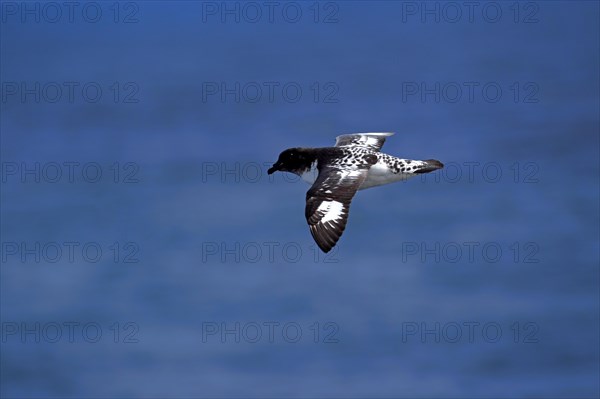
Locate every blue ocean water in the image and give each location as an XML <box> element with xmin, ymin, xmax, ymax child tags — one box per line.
<box><xmin>1</xmin><ymin>1</ymin><xmax>599</xmax><ymax>397</ymax></box>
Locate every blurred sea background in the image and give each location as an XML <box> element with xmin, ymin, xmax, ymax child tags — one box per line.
<box><xmin>1</xmin><ymin>1</ymin><xmax>599</xmax><ymax>397</ymax></box>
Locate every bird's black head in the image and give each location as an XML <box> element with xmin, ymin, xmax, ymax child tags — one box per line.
<box><xmin>268</xmin><ymin>148</ymin><xmax>315</xmax><ymax>175</ymax></box>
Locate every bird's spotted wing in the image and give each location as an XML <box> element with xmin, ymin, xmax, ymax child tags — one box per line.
<box><xmin>305</xmin><ymin>162</ymin><xmax>372</xmax><ymax>253</ymax></box>
<box><xmin>334</xmin><ymin>132</ymin><xmax>394</xmax><ymax>152</ymax></box>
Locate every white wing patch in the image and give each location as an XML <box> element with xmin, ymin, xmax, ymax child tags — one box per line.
<box><xmin>305</xmin><ymin>165</ymin><xmax>371</xmax><ymax>253</ymax></box>
<box><xmin>316</xmin><ymin>200</ymin><xmax>345</xmax><ymax>223</ymax></box>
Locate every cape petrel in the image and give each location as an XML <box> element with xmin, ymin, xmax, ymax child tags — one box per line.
<box><xmin>268</xmin><ymin>132</ymin><xmax>444</xmax><ymax>253</ymax></box>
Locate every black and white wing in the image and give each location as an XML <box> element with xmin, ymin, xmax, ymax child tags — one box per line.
<box><xmin>305</xmin><ymin>155</ymin><xmax>376</xmax><ymax>253</ymax></box>
<box><xmin>334</xmin><ymin>132</ymin><xmax>394</xmax><ymax>152</ymax></box>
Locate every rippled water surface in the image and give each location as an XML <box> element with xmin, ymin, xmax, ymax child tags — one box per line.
<box><xmin>1</xmin><ymin>2</ymin><xmax>599</xmax><ymax>397</ymax></box>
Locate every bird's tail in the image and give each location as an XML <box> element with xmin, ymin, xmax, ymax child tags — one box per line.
<box><xmin>412</xmin><ymin>159</ymin><xmax>444</xmax><ymax>174</ymax></box>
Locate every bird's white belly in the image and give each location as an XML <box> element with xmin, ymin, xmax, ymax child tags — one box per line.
<box><xmin>359</xmin><ymin>161</ymin><xmax>412</xmax><ymax>190</ymax></box>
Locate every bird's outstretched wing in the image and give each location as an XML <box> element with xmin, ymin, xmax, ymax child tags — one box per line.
<box><xmin>334</xmin><ymin>132</ymin><xmax>394</xmax><ymax>152</ymax></box>
<box><xmin>305</xmin><ymin>155</ymin><xmax>376</xmax><ymax>253</ymax></box>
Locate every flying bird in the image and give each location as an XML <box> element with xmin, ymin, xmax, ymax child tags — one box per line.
<box><xmin>268</xmin><ymin>132</ymin><xmax>444</xmax><ymax>253</ymax></box>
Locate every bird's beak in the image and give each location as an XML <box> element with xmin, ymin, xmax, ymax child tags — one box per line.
<box><xmin>267</xmin><ymin>162</ymin><xmax>281</xmax><ymax>175</ymax></box>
